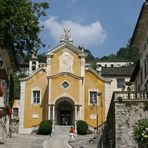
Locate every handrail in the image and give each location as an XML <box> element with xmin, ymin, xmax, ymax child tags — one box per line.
<box><xmin>0</xmin><ymin>119</ymin><xmax>7</xmax><ymax>134</ymax></box>
<box><xmin>87</xmin><ymin>122</ymin><xmax>105</xmax><ymax>129</ymax></box>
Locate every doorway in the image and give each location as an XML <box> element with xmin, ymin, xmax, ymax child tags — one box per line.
<box><xmin>55</xmin><ymin>98</ymin><xmax>74</xmax><ymax>125</ymax></box>
<box><xmin>60</xmin><ymin>110</ymin><xmax>70</xmax><ymax>125</ymax></box>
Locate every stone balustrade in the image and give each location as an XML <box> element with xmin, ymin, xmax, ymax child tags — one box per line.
<box><xmin>113</xmin><ymin>91</ymin><xmax>148</xmax><ymax>101</ymax></box>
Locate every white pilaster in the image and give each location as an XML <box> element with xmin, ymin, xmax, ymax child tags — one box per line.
<box><xmin>80</xmin><ymin>58</ymin><xmax>85</xmax><ymax>77</ymax></box>
<box><xmin>105</xmin><ymin>83</ymin><xmax>111</xmax><ymax>118</ymax></box>
<box><xmin>75</xmin><ymin>105</ymin><xmax>78</xmax><ymax>121</ymax></box>
<box><xmin>29</xmin><ymin>61</ymin><xmax>32</xmax><ymax>74</ymax></box>
<box><xmin>52</xmin><ymin>105</ymin><xmax>55</xmax><ymax>123</ymax></box>
<box><xmin>36</xmin><ymin>60</ymin><xmax>39</xmax><ymax>69</ymax></box>
<box><xmin>46</xmin><ymin>55</ymin><xmax>52</xmax><ymax>76</ymax></box>
<box><xmin>19</xmin><ymin>81</ymin><xmax>25</xmax><ymax>133</ymax></box>
<box><xmin>47</xmin><ymin>78</ymin><xmax>52</xmax><ymax>121</ymax></box>
<box><xmin>79</xmin><ymin>79</ymin><xmax>84</xmax><ymax>120</ymax></box>
<box><xmin>48</xmin><ymin>105</ymin><xmax>51</xmax><ymax>120</ymax></box>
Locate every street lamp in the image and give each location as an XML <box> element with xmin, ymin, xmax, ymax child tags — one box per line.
<box><xmin>91</xmin><ymin>92</ymin><xmax>102</xmax><ymax>134</ymax></box>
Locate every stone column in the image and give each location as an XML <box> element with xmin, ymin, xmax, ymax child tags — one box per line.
<box><xmin>79</xmin><ymin>79</ymin><xmax>84</xmax><ymax>120</ymax></box>
<box><xmin>48</xmin><ymin>105</ymin><xmax>51</xmax><ymax>120</ymax></box>
<box><xmin>75</xmin><ymin>105</ymin><xmax>78</xmax><ymax>128</ymax></box>
<box><xmin>52</xmin><ymin>105</ymin><xmax>55</xmax><ymax>124</ymax></box>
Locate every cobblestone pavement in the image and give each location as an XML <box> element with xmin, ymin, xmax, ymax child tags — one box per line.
<box><xmin>0</xmin><ymin>133</ymin><xmax>99</xmax><ymax>148</ymax></box>
<box><xmin>43</xmin><ymin>132</ymin><xmax>71</xmax><ymax>148</ymax></box>
<box><xmin>70</xmin><ymin>134</ymin><xmax>99</xmax><ymax>148</ymax></box>
<box><xmin>0</xmin><ymin>134</ymin><xmax>48</xmax><ymax>148</ymax></box>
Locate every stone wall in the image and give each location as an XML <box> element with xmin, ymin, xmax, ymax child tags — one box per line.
<box><xmin>115</xmin><ymin>101</ymin><xmax>147</xmax><ymax>148</ymax></box>
<box><xmin>102</xmin><ymin>91</ymin><xmax>148</xmax><ymax>148</ymax></box>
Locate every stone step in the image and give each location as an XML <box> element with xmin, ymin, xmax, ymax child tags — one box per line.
<box><xmin>54</xmin><ymin>125</ymin><xmax>72</xmax><ymax>134</ymax></box>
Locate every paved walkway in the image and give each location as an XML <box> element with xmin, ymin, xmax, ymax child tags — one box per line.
<box><xmin>70</xmin><ymin>134</ymin><xmax>99</xmax><ymax>148</ymax></box>
<box><xmin>0</xmin><ymin>133</ymin><xmax>99</xmax><ymax>148</ymax></box>
<box><xmin>43</xmin><ymin>132</ymin><xmax>71</xmax><ymax>148</ymax></box>
<box><xmin>0</xmin><ymin>134</ymin><xmax>47</xmax><ymax>148</ymax></box>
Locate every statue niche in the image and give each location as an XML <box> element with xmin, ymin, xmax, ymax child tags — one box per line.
<box><xmin>59</xmin><ymin>52</ymin><xmax>73</xmax><ymax>73</ymax></box>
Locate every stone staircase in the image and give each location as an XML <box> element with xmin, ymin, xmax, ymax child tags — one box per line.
<box><xmin>53</xmin><ymin>125</ymin><xmax>72</xmax><ymax>134</ymax></box>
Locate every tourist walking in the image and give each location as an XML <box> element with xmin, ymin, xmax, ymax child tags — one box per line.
<box><xmin>69</xmin><ymin>126</ymin><xmax>75</xmax><ymax>143</ymax></box>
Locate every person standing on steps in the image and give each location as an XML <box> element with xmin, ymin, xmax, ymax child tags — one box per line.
<box><xmin>69</xmin><ymin>126</ymin><xmax>75</xmax><ymax>143</ymax></box>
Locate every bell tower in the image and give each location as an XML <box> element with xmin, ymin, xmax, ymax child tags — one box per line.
<box><xmin>29</xmin><ymin>51</ymin><xmax>39</xmax><ymax>74</ymax></box>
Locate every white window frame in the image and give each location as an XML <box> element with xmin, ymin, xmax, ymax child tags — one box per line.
<box><xmin>60</xmin><ymin>80</ymin><xmax>70</xmax><ymax>89</ymax></box>
<box><xmin>31</xmin><ymin>87</ymin><xmax>41</xmax><ymax>105</ymax></box>
<box><xmin>88</xmin><ymin>89</ymin><xmax>99</xmax><ymax>106</ymax></box>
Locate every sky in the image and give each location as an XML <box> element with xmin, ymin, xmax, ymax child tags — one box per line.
<box><xmin>38</xmin><ymin>0</ymin><xmax>144</xmax><ymax>58</ymax></box>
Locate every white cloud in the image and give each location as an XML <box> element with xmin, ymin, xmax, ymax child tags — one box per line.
<box><xmin>43</xmin><ymin>16</ymin><xmax>107</xmax><ymax>47</ymax></box>
<box><xmin>66</xmin><ymin>0</ymin><xmax>77</xmax><ymax>7</ymax></box>
<box><xmin>70</xmin><ymin>0</ymin><xmax>77</xmax><ymax>4</ymax></box>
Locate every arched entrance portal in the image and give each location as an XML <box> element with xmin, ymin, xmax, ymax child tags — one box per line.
<box><xmin>55</xmin><ymin>97</ymin><xmax>74</xmax><ymax>125</ymax></box>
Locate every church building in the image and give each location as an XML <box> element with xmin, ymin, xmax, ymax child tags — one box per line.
<box><xmin>19</xmin><ymin>30</ymin><xmax>111</xmax><ymax>134</ymax></box>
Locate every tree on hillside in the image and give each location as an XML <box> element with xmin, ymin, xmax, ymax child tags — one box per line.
<box><xmin>78</xmin><ymin>46</ymin><xmax>96</xmax><ymax>62</ymax></box>
<box><xmin>0</xmin><ymin>0</ymin><xmax>49</xmax><ymax>56</ymax></box>
<box><xmin>99</xmin><ymin>42</ymin><xmax>139</xmax><ymax>65</ymax></box>
<box><xmin>100</xmin><ymin>54</ymin><xmax>117</xmax><ymax>61</ymax></box>
<box><xmin>78</xmin><ymin>46</ymin><xmax>97</xmax><ymax>68</ymax></box>
<box><xmin>117</xmin><ymin>45</ymin><xmax>139</xmax><ymax>65</ymax></box>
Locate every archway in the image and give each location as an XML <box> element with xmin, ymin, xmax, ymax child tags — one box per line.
<box><xmin>55</xmin><ymin>97</ymin><xmax>75</xmax><ymax>125</ymax></box>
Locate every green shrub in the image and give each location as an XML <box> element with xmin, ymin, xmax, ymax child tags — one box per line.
<box><xmin>38</xmin><ymin>120</ymin><xmax>52</xmax><ymax>135</ymax></box>
<box><xmin>77</xmin><ymin>120</ymin><xmax>88</xmax><ymax>135</ymax></box>
<box><xmin>133</xmin><ymin>119</ymin><xmax>148</xmax><ymax>144</ymax></box>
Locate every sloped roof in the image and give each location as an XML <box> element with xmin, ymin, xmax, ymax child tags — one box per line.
<box><xmin>45</xmin><ymin>42</ymin><xmax>87</xmax><ymax>58</ymax></box>
<box><xmin>86</xmin><ymin>67</ymin><xmax>111</xmax><ymax>83</ymax></box>
<box><xmin>101</xmin><ymin>67</ymin><xmax>134</xmax><ymax>77</ymax></box>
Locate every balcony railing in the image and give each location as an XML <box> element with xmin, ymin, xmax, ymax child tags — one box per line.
<box><xmin>113</xmin><ymin>91</ymin><xmax>148</xmax><ymax>101</ymax></box>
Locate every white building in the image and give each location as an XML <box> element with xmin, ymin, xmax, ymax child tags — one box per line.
<box><xmin>97</xmin><ymin>60</ymin><xmax>133</xmax><ymax>68</ymax></box>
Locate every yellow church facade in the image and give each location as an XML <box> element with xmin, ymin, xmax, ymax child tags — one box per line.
<box><xmin>19</xmin><ymin>33</ymin><xmax>111</xmax><ymax>134</ymax></box>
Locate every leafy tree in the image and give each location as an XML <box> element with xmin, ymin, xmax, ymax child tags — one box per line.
<box><xmin>100</xmin><ymin>44</ymin><xmax>139</xmax><ymax>66</ymax></box>
<box><xmin>0</xmin><ymin>0</ymin><xmax>49</xmax><ymax>56</ymax></box>
<box><xmin>9</xmin><ymin>73</ymin><xmax>20</xmax><ymax>106</ymax></box>
<box><xmin>117</xmin><ymin>45</ymin><xmax>139</xmax><ymax>65</ymax></box>
<box><xmin>38</xmin><ymin>54</ymin><xmax>46</xmax><ymax>63</ymax></box>
<box><xmin>22</xmin><ymin>53</ymin><xmax>46</xmax><ymax>63</ymax></box>
<box><xmin>78</xmin><ymin>46</ymin><xmax>97</xmax><ymax>69</ymax></box>
<box><xmin>78</xmin><ymin>46</ymin><xmax>95</xmax><ymax>63</ymax></box>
